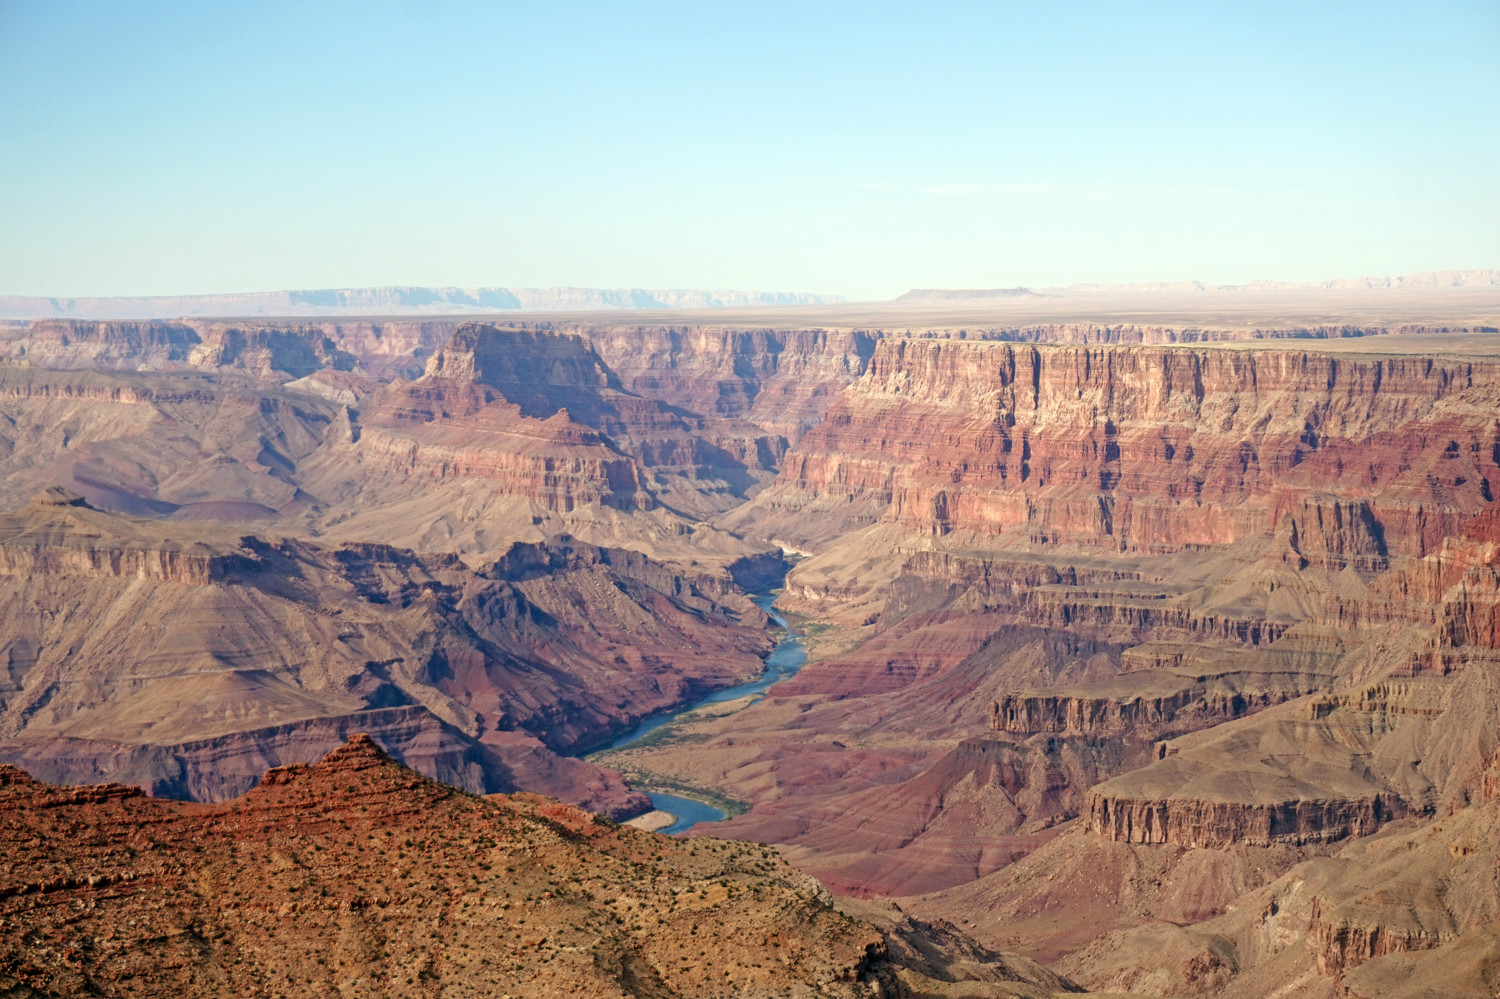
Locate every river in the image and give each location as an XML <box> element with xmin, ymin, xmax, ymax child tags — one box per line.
<box><xmin>595</xmin><ymin>590</ymin><xmax>808</xmax><ymax>834</ymax></box>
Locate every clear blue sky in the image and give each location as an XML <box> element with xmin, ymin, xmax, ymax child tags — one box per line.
<box><xmin>1</xmin><ymin>1</ymin><xmax>1496</xmax><ymax>300</ymax></box>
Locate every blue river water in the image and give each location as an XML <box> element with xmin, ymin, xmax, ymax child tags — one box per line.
<box><xmin>645</xmin><ymin>792</ymin><xmax>729</xmax><ymax>835</ymax></box>
<box><xmin>597</xmin><ymin>591</ymin><xmax>807</xmax><ymax>835</ymax></box>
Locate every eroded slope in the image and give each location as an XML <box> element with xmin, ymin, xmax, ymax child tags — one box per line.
<box><xmin>0</xmin><ymin>735</ymin><xmax>1082</xmax><ymax>999</ymax></box>
<box><xmin>0</xmin><ymin>490</ymin><xmax>775</xmax><ymax>816</ymax></box>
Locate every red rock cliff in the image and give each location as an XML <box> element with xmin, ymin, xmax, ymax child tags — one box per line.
<box><xmin>768</xmin><ymin>340</ymin><xmax>1500</xmax><ymax>556</ymax></box>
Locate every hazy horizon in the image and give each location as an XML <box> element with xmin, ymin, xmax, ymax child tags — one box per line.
<box><xmin>8</xmin><ymin>267</ymin><xmax>1500</xmax><ymax>301</ymax></box>
<box><xmin>4</xmin><ymin>267</ymin><xmax>1500</xmax><ymax>309</ymax></box>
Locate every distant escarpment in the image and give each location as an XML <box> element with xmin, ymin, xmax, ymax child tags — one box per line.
<box><xmin>0</xmin><ymin>284</ymin><xmax>846</xmax><ymax>319</ymax></box>
<box><xmin>896</xmin><ymin>270</ymin><xmax>1500</xmax><ymax>301</ymax></box>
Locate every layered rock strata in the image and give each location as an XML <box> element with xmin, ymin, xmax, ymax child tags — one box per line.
<box><xmin>746</xmin><ymin>339</ymin><xmax>1500</xmax><ymax>555</ymax></box>
<box><xmin>318</xmin><ymin>325</ymin><xmax>792</xmax><ymax>533</ymax></box>
<box><xmin>1080</xmin><ymin>797</ymin><xmax>1500</xmax><ymax>996</ymax></box>
<box><xmin>578</xmin><ymin>324</ymin><xmax>877</xmax><ymax>443</ymax></box>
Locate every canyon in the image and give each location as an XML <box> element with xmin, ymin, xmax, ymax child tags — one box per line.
<box><xmin>0</xmin><ymin>289</ymin><xmax>1498</xmax><ymax>996</ymax></box>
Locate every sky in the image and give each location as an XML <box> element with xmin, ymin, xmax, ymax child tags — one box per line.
<box><xmin>1</xmin><ymin>1</ymin><xmax>1496</xmax><ymax>301</ymax></box>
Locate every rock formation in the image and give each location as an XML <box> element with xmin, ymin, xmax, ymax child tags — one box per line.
<box><xmin>0</xmin><ymin>492</ymin><xmax>779</xmax><ymax>817</ymax></box>
<box><xmin>738</xmin><ymin>339</ymin><xmax>1500</xmax><ymax>555</ymax></box>
<box><xmin>0</xmin><ymin>735</ymin><xmax>1077</xmax><ymax>998</ymax></box>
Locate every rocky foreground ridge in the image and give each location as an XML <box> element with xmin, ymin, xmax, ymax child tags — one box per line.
<box><xmin>0</xmin><ymin>735</ymin><xmax>1081</xmax><ymax>998</ymax></box>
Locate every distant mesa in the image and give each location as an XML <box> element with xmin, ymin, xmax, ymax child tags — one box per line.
<box><xmin>895</xmin><ymin>269</ymin><xmax>1500</xmax><ymax>303</ymax></box>
<box><xmin>0</xmin><ymin>285</ymin><xmax>846</xmax><ymax>320</ymax></box>
<box><xmin>894</xmin><ymin>287</ymin><xmax>1039</xmax><ymax>302</ymax></box>
<box><xmin>4</xmin><ymin>270</ymin><xmax>1495</xmax><ymax>320</ymax></box>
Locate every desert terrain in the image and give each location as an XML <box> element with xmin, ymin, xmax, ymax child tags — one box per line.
<box><xmin>2</xmin><ymin>275</ymin><xmax>1499</xmax><ymax>995</ymax></box>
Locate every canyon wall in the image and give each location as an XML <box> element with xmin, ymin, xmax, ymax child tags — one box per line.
<box><xmin>753</xmin><ymin>340</ymin><xmax>1500</xmax><ymax>556</ymax></box>
<box><xmin>663</xmin><ymin>332</ymin><xmax>1500</xmax><ymax>996</ymax></box>
<box><xmin>0</xmin><ymin>363</ymin><xmax>342</xmax><ymax>518</ymax></box>
<box><xmin>578</xmin><ymin>325</ymin><xmax>878</xmax><ymax>442</ymax></box>
<box><xmin>0</xmin><ymin>317</ymin><xmax>455</xmax><ymax>380</ymax></box>
<box><xmin>320</xmin><ymin>325</ymin><xmax>797</xmax><ymax>531</ymax></box>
